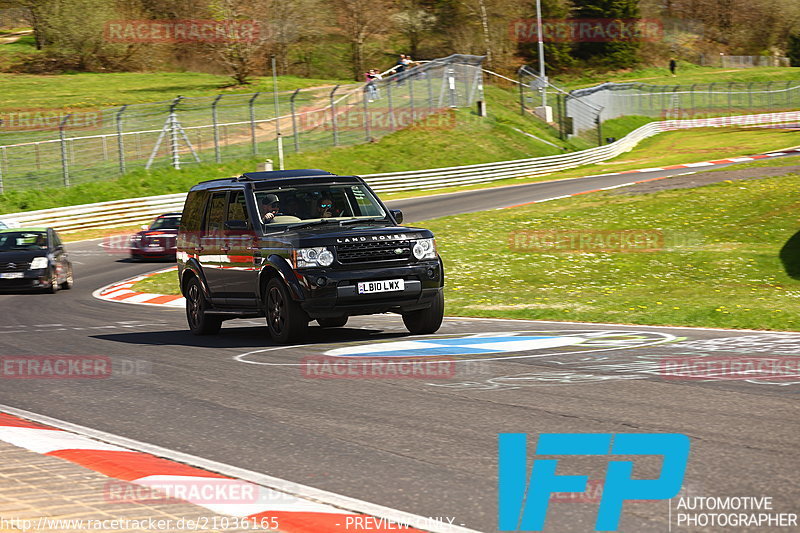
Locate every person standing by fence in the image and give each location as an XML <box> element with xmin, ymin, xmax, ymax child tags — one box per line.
<box><xmin>365</xmin><ymin>69</ymin><xmax>381</xmax><ymax>102</ymax></box>
<box><xmin>669</xmin><ymin>58</ymin><xmax>677</xmax><ymax>76</ymax></box>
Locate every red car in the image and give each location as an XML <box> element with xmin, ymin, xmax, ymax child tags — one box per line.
<box><xmin>130</xmin><ymin>213</ymin><xmax>181</xmax><ymax>261</ymax></box>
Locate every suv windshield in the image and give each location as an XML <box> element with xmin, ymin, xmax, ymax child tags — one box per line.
<box><xmin>0</xmin><ymin>231</ymin><xmax>48</xmax><ymax>251</ymax></box>
<box><xmin>255</xmin><ymin>183</ymin><xmax>388</xmax><ymax>227</ymax></box>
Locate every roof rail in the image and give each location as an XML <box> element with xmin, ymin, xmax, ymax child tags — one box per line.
<box><xmin>237</xmin><ymin>169</ymin><xmax>336</xmax><ymax>181</ymax></box>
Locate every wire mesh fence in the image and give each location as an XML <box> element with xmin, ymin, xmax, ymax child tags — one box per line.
<box><xmin>0</xmin><ymin>54</ymin><xmax>486</xmax><ymax>193</ymax></box>
<box><xmin>518</xmin><ymin>66</ymin><xmax>800</xmax><ymax>146</ymax></box>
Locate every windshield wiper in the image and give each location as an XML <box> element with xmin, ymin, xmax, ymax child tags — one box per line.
<box><xmin>338</xmin><ymin>218</ymin><xmax>386</xmax><ymax>226</ymax></box>
<box><xmin>284</xmin><ymin>219</ymin><xmax>339</xmax><ymax>231</ymax></box>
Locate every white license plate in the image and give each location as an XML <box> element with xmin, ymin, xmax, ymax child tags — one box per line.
<box><xmin>358</xmin><ymin>279</ymin><xmax>404</xmax><ymax>294</ymax></box>
<box><xmin>0</xmin><ymin>272</ymin><xmax>24</xmax><ymax>279</ymax></box>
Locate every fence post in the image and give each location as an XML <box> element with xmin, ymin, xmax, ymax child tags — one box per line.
<box><xmin>59</xmin><ymin>114</ymin><xmax>72</xmax><ymax>187</ymax></box>
<box><xmin>249</xmin><ymin>92</ymin><xmax>260</xmax><ymax>155</ymax></box>
<box><xmin>787</xmin><ymin>80</ymin><xmax>793</xmax><ymax>108</ymax></box>
<box><xmin>728</xmin><ymin>82</ymin><xmax>733</xmax><ymax>114</ymax></box>
<box><xmin>427</xmin><ymin>70</ymin><xmax>434</xmax><ymax>113</ymax></box>
<box><xmin>408</xmin><ymin>74</ymin><xmax>416</xmax><ymax>124</ymax></box>
<box><xmin>708</xmin><ymin>83</ymin><xmax>715</xmax><ymax>111</ymax></box>
<box><xmin>212</xmin><ymin>95</ymin><xmax>222</xmax><ymax>163</ymax></box>
<box><xmin>766</xmin><ymin>81</ymin><xmax>773</xmax><ymax>109</ymax></box>
<box><xmin>362</xmin><ymin>87</ymin><xmax>372</xmax><ymax>142</ymax></box>
<box><xmin>114</xmin><ymin>105</ymin><xmax>127</xmax><ymax>175</ymax></box>
<box><xmin>689</xmin><ymin>85</ymin><xmax>695</xmax><ymax>117</ymax></box>
<box><xmin>0</xmin><ymin>146</ymin><xmax>7</xmax><ymax>192</ymax></box>
<box><xmin>290</xmin><ymin>88</ymin><xmax>300</xmax><ymax>152</ymax></box>
<box><xmin>330</xmin><ymin>85</ymin><xmax>340</xmax><ymax>146</ymax></box>
<box><xmin>169</xmin><ymin>96</ymin><xmax>183</xmax><ymax>169</ymax></box>
<box><xmin>447</xmin><ymin>67</ymin><xmax>457</xmax><ymax>108</ymax></box>
<box><xmin>595</xmin><ymin>113</ymin><xmax>602</xmax><ymax>147</ymax></box>
<box><xmin>387</xmin><ymin>82</ymin><xmax>396</xmax><ymax>131</ymax></box>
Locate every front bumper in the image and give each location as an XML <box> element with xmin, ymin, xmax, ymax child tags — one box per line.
<box><xmin>0</xmin><ymin>271</ymin><xmax>53</xmax><ymax>291</ymax></box>
<box><xmin>294</xmin><ymin>260</ymin><xmax>442</xmax><ymax>318</ymax></box>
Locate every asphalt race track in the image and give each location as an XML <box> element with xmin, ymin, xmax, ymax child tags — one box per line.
<box><xmin>1</xmin><ymin>165</ymin><xmax>798</xmax><ymax>532</ymax></box>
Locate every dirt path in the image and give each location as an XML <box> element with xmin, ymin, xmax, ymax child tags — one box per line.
<box><xmin>0</xmin><ymin>30</ymin><xmax>32</xmax><ymax>45</ymax></box>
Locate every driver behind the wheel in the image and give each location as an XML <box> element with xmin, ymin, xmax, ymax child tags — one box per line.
<box><xmin>260</xmin><ymin>194</ymin><xmax>281</xmax><ymax>223</ymax></box>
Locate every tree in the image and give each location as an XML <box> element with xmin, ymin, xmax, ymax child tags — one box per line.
<box><xmin>517</xmin><ymin>0</ymin><xmax>576</xmax><ymax>73</ymax></box>
<box><xmin>392</xmin><ymin>0</ymin><xmax>437</xmax><ymax>58</ymax></box>
<box><xmin>789</xmin><ymin>34</ymin><xmax>800</xmax><ymax>67</ymax></box>
<box><xmin>0</xmin><ymin>0</ymin><xmax>52</xmax><ymax>50</ymax></box>
<box><xmin>333</xmin><ymin>0</ymin><xmax>394</xmax><ymax>80</ymax></box>
<box><xmin>571</xmin><ymin>0</ymin><xmax>641</xmax><ymax>68</ymax></box>
<box><xmin>207</xmin><ymin>0</ymin><xmax>270</xmax><ymax>85</ymax></box>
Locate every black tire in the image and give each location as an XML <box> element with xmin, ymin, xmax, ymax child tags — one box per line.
<box><xmin>402</xmin><ymin>289</ymin><xmax>444</xmax><ymax>334</ymax></box>
<box><xmin>265</xmin><ymin>278</ymin><xmax>309</xmax><ymax>343</ymax></box>
<box><xmin>317</xmin><ymin>316</ymin><xmax>348</xmax><ymax>328</ymax></box>
<box><xmin>185</xmin><ymin>277</ymin><xmax>222</xmax><ymax>335</ymax></box>
<box><xmin>46</xmin><ymin>269</ymin><xmax>59</xmax><ymax>294</ymax></box>
<box><xmin>61</xmin><ymin>265</ymin><xmax>73</xmax><ymax>290</ymax></box>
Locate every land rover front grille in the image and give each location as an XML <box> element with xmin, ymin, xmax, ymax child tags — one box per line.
<box><xmin>336</xmin><ymin>241</ymin><xmax>412</xmax><ymax>264</ymax></box>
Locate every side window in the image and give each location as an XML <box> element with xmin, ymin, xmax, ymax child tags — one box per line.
<box><xmin>227</xmin><ymin>191</ymin><xmax>250</xmax><ymax>226</ymax></box>
<box><xmin>181</xmin><ymin>190</ymin><xmax>208</xmax><ymax>233</ymax></box>
<box><xmin>51</xmin><ymin>231</ymin><xmax>63</xmax><ymax>248</ymax></box>
<box><xmin>206</xmin><ymin>192</ymin><xmax>228</xmax><ymax>233</ymax></box>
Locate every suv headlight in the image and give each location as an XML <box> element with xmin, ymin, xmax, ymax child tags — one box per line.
<box><xmin>412</xmin><ymin>238</ymin><xmax>436</xmax><ymax>260</ymax></box>
<box><xmin>293</xmin><ymin>247</ymin><xmax>334</xmax><ymax>268</ymax></box>
<box><xmin>29</xmin><ymin>257</ymin><xmax>49</xmax><ymax>269</ymax></box>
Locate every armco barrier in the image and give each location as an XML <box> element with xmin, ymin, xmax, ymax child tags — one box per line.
<box><xmin>3</xmin><ymin>110</ymin><xmax>798</xmax><ymax>232</ymax></box>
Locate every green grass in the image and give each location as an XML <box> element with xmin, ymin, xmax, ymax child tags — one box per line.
<box><xmin>556</xmin><ymin>64</ymin><xmax>800</xmax><ymax>90</ymax></box>
<box><xmin>600</xmin><ymin>115</ymin><xmax>656</xmax><ymax>140</ymax></box>
<box><xmin>136</xmin><ymin>171</ymin><xmax>800</xmax><ymax>331</ymax></box>
<box><xmin>413</xmin><ymin>172</ymin><xmax>800</xmax><ymax>331</ymax></box>
<box><xmin>132</xmin><ymin>269</ymin><xmax>180</xmax><ymax>295</ymax></box>
<box><xmin>0</xmin><ymin>72</ymin><xmax>353</xmax><ymax>112</ymax></box>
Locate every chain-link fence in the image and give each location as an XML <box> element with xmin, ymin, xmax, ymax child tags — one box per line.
<box><xmin>0</xmin><ymin>54</ymin><xmax>485</xmax><ymax>193</ymax></box>
<box><xmin>700</xmin><ymin>54</ymin><xmax>792</xmax><ymax>68</ymax></box>
<box><xmin>518</xmin><ymin>66</ymin><xmax>800</xmax><ymax>145</ymax></box>
<box><xmin>518</xmin><ymin>65</ymin><xmax>605</xmax><ymax>146</ymax></box>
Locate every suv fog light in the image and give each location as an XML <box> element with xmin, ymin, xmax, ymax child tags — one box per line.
<box><xmin>316</xmin><ymin>276</ymin><xmax>328</xmax><ymax>287</ymax></box>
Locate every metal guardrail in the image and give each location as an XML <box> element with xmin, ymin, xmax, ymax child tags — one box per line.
<box><xmin>4</xmin><ymin>110</ymin><xmax>799</xmax><ymax>233</ymax></box>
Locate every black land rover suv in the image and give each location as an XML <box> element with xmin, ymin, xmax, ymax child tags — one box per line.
<box><xmin>176</xmin><ymin>169</ymin><xmax>444</xmax><ymax>343</ymax></box>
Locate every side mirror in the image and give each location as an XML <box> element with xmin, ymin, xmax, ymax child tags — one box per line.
<box><xmin>390</xmin><ymin>209</ymin><xmax>404</xmax><ymax>224</ymax></box>
<box><xmin>225</xmin><ymin>220</ymin><xmax>249</xmax><ymax>230</ymax></box>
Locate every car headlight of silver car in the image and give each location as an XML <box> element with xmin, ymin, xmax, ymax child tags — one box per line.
<box><xmin>29</xmin><ymin>257</ymin><xmax>49</xmax><ymax>270</ymax></box>
<box><xmin>412</xmin><ymin>238</ymin><xmax>436</xmax><ymax>260</ymax></box>
<box><xmin>293</xmin><ymin>247</ymin><xmax>334</xmax><ymax>268</ymax></box>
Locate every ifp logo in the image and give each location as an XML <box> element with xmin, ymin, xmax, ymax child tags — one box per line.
<box><xmin>498</xmin><ymin>433</ymin><xmax>690</xmax><ymax>531</ymax></box>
